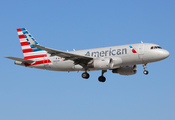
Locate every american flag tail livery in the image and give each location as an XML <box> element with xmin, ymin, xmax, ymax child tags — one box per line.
<box><xmin>17</xmin><ymin>28</ymin><xmax>51</xmax><ymax>66</ymax></box>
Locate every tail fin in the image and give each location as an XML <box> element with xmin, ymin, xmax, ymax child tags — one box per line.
<box><xmin>17</xmin><ymin>28</ymin><xmax>48</xmax><ymax>61</ymax></box>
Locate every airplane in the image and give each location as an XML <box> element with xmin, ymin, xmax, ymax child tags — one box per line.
<box><xmin>5</xmin><ymin>28</ymin><xmax>170</xmax><ymax>82</ymax></box>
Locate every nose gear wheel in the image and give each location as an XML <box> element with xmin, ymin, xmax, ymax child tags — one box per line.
<box><xmin>142</xmin><ymin>64</ymin><xmax>149</xmax><ymax>75</ymax></box>
<box><xmin>143</xmin><ymin>70</ymin><xmax>149</xmax><ymax>75</ymax></box>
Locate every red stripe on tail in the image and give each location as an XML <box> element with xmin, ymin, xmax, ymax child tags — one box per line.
<box><xmin>24</xmin><ymin>54</ymin><xmax>47</xmax><ymax>59</ymax></box>
<box><xmin>18</xmin><ymin>35</ymin><xmax>26</xmax><ymax>39</ymax></box>
<box><xmin>17</xmin><ymin>29</ymin><xmax>22</xmax><ymax>32</ymax></box>
<box><xmin>20</xmin><ymin>41</ymin><xmax>30</xmax><ymax>46</ymax></box>
<box><xmin>22</xmin><ymin>48</ymin><xmax>33</xmax><ymax>53</ymax></box>
<box><xmin>24</xmin><ymin>59</ymin><xmax>51</xmax><ymax>66</ymax></box>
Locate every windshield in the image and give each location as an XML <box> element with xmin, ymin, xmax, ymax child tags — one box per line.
<box><xmin>150</xmin><ymin>46</ymin><xmax>162</xmax><ymax>49</ymax></box>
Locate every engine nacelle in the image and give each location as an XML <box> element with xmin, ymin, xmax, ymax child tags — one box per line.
<box><xmin>93</xmin><ymin>58</ymin><xmax>114</xmax><ymax>69</ymax></box>
<box><xmin>112</xmin><ymin>65</ymin><xmax>137</xmax><ymax>75</ymax></box>
<box><xmin>14</xmin><ymin>61</ymin><xmax>23</xmax><ymax>65</ymax></box>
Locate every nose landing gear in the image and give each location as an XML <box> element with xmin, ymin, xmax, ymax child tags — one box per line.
<box><xmin>143</xmin><ymin>70</ymin><xmax>149</xmax><ymax>75</ymax></box>
<box><xmin>143</xmin><ymin>64</ymin><xmax>149</xmax><ymax>75</ymax></box>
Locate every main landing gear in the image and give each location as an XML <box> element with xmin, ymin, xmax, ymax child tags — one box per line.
<box><xmin>82</xmin><ymin>72</ymin><xmax>90</xmax><ymax>79</ymax></box>
<box><xmin>98</xmin><ymin>70</ymin><xmax>107</xmax><ymax>82</ymax></box>
<box><xmin>143</xmin><ymin>64</ymin><xmax>149</xmax><ymax>75</ymax></box>
<box><xmin>81</xmin><ymin>70</ymin><xmax>107</xmax><ymax>82</ymax></box>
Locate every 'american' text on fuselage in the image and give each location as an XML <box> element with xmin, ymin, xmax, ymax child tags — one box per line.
<box><xmin>85</xmin><ymin>48</ymin><xmax>127</xmax><ymax>57</ymax></box>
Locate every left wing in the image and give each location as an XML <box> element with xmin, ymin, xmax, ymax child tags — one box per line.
<box><xmin>5</xmin><ymin>56</ymin><xmax>34</xmax><ymax>64</ymax></box>
<box><xmin>26</xmin><ymin>34</ymin><xmax>93</xmax><ymax>67</ymax></box>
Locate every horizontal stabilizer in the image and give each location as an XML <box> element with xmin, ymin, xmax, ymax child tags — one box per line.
<box><xmin>5</xmin><ymin>56</ymin><xmax>34</xmax><ymax>64</ymax></box>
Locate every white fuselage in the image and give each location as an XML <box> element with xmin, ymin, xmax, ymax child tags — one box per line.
<box><xmin>27</xmin><ymin>43</ymin><xmax>169</xmax><ymax>72</ymax></box>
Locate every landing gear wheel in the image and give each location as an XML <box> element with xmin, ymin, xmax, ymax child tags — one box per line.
<box><xmin>143</xmin><ymin>70</ymin><xmax>149</xmax><ymax>75</ymax></box>
<box><xmin>142</xmin><ymin>64</ymin><xmax>149</xmax><ymax>75</ymax></box>
<box><xmin>82</xmin><ymin>72</ymin><xmax>90</xmax><ymax>79</ymax></box>
<box><xmin>98</xmin><ymin>76</ymin><xmax>106</xmax><ymax>82</ymax></box>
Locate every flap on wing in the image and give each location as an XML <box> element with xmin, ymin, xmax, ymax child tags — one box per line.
<box><xmin>5</xmin><ymin>56</ymin><xmax>34</xmax><ymax>64</ymax></box>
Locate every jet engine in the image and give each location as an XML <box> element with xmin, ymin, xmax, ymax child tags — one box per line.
<box><xmin>14</xmin><ymin>61</ymin><xmax>23</xmax><ymax>65</ymax></box>
<box><xmin>112</xmin><ymin>65</ymin><xmax>137</xmax><ymax>75</ymax></box>
<box><xmin>93</xmin><ymin>58</ymin><xmax>114</xmax><ymax>69</ymax></box>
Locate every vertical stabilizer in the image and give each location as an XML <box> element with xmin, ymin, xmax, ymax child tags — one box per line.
<box><xmin>17</xmin><ymin>28</ymin><xmax>51</xmax><ymax>66</ymax></box>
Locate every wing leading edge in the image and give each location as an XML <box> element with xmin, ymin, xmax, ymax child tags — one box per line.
<box><xmin>26</xmin><ymin>34</ymin><xmax>93</xmax><ymax>67</ymax></box>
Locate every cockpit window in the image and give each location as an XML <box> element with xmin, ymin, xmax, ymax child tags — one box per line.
<box><xmin>157</xmin><ymin>46</ymin><xmax>162</xmax><ymax>49</ymax></box>
<box><xmin>150</xmin><ymin>46</ymin><xmax>162</xmax><ymax>49</ymax></box>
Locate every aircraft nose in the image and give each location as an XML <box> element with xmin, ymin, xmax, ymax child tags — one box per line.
<box><xmin>163</xmin><ymin>50</ymin><xmax>170</xmax><ymax>58</ymax></box>
<box><xmin>159</xmin><ymin>49</ymin><xmax>170</xmax><ymax>59</ymax></box>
